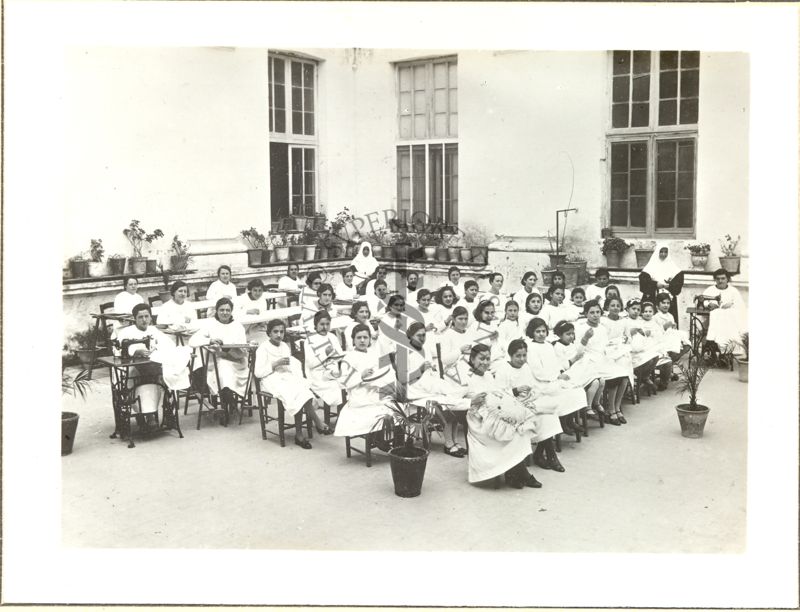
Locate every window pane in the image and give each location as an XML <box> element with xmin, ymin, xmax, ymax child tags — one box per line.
<box><xmin>304</xmin><ymin>112</ymin><xmax>314</xmax><ymax>136</ymax></box>
<box><xmin>291</xmin><ymin>62</ymin><xmax>302</xmax><ymax>87</ymax></box>
<box><xmin>630</xmin><ymin>169</ymin><xmax>647</xmax><ymax>196</ymax></box>
<box><xmin>291</xmin><ymin>85</ymin><xmax>302</xmax><ymax>111</ymax></box>
<box><xmin>449</xmin><ymin>112</ymin><xmax>458</xmax><ymax>137</ymax></box>
<box><xmin>445</xmin><ymin>144</ymin><xmax>458</xmax><ymax>225</ymax></box>
<box><xmin>429</xmin><ymin>145</ymin><xmax>444</xmax><ymax>222</ymax></box>
<box><xmin>275</xmin><ymin>107</ymin><xmax>285</xmax><ymax>133</ymax></box>
<box><xmin>660</xmin><ymin>51</ymin><xmax>678</xmax><ymax>70</ymax></box>
<box><xmin>448</xmin><ymin>62</ymin><xmax>457</xmax><ymax>87</ymax></box>
<box><xmin>630</xmin><ymin>196</ymin><xmax>646</xmax><ymax>227</ymax></box>
<box><xmin>273</xmin><ymin>58</ymin><xmax>284</xmax><ymax>83</ymax></box>
<box><xmin>434</xmin><ymin>113</ymin><xmax>447</xmax><ymax>137</ymax></box>
<box><xmin>680</xmin><ymin>98</ymin><xmax>698</xmax><ymax>124</ymax></box>
<box><xmin>412</xmin><ymin>145</ymin><xmax>426</xmax><ymax>215</ymax></box>
<box><xmin>399</xmin><ymin>66</ymin><xmax>412</xmax><ymax>91</ymax></box>
<box><xmin>292</xmin><ymin>111</ymin><xmax>302</xmax><ymax>134</ymax></box>
<box><xmin>611</xmin><ymin>143</ymin><xmax>628</xmax><ymax>171</ymax></box>
<box><xmin>610</xmin><ymin>201</ymin><xmax>628</xmax><ymax>226</ymax></box>
<box><xmin>304</xmin><ymin>88</ymin><xmax>314</xmax><ymax>112</ymax></box>
<box><xmin>612</xmin><ymin>51</ymin><xmax>630</xmax><ymax>76</ymax></box>
<box><xmin>303</xmin><ymin>63</ymin><xmax>313</xmax><ymax>88</ymax></box>
<box><xmin>632</xmin><ymin>51</ymin><xmax>650</xmax><ymax>75</ymax></box>
<box><xmin>632</xmin><ymin>75</ymin><xmax>649</xmax><ymax>101</ymax></box>
<box><xmin>291</xmin><ymin>148</ymin><xmax>303</xmax><ymax>215</ymax></box>
<box><xmin>612</xmin><ymin>103</ymin><xmax>629</xmax><ymax>128</ymax></box>
<box><xmin>631</xmin><ymin>103</ymin><xmax>649</xmax><ymax>127</ymax></box>
<box><xmin>399</xmin><ymin>116</ymin><xmax>411</xmax><ymax>139</ymax></box>
<box><xmin>612</xmin><ymin>76</ymin><xmax>629</xmax><ymax>103</ymax></box>
<box><xmin>657</xmin><ymin>172</ymin><xmax>676</xmax><ymax>200</ymax></box>
<box><xmin>434</xmin><ymin>88</ymin><xmax>447</xmax><ymax>113</ymax></box>
<box><xmin>414</xmin><ymin>115</ymin><xmax>427</xmax><ymax>139</ymax></box>
<box><xmin>657</xmin><ymin>140</ymin><xmax>676</xmax><ymax>170</ymax></box>
<box><xmin>677</xmin><ymin>199</ymin><xmax>693</xmax><ymax>228</ymax></box>
<box><xmin>681</xmin><ymin>69</ymin><xmax>699</xmax><ymax>98</ymax></box>
<box><xmin>449</xmin><ymin>88</ymin><xmax>458</xmax><ymax>113</ymax></box>
<box><xmin>433</xmin><ymin>62</ymin><xmax>447</xmax><ymax>87</ymax></box>
<box><xmin>681</xmin><ymin>51</ymin><xmax>700</xmax><ymax>69</ymax></box>
<box><xmin>611</xmin><ymin>173</ymin><xmax>628</xmax><ymax>200</ymax></box>
<box><xmin>274</xmin><ymin>84</ymin><xmax>285</xmax><ymax>109</ymax></box>
<box><xmin>660</xmin><ymin>70</ymin><xmax>678</xmax><ymax>98</ymax></box>
<box><xmin>659</xmin><ymin>99</ymin><xmax>677</xmax><ymax>126</ymax></box>
<box><xmin>677</xmin><ymin>172</ymin><xmax>693</xmax><ymax>198</ymax></box>
<box><xmin>678</xmin><ymin>141</ymin><xmax>694</xmax><ymax>171</ymax></box>
<box><xmin>413</xmin><ymin>65</ymin><xmax>426</xmax><ymax>88</ymax></box>
<box><xmin>630</xmin><ymin>142</ymin><xmax>647</xmax><ymax>168</ymax></box>
<box><xmin>656</xmin><ymin>201</ymin><xmax>675</xmax><ymax>228</ymax></box>
<box><xmin>304</xmin><ymin>147</ymin><xmax>314</xmax><ymax>169</ymax></box>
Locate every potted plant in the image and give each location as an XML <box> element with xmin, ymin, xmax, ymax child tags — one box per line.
<box><xmin>633</xmin><ymin>239</ymin><xmax>656</xmax><ymax>268</ymax></box>
<box><xmin>733</xmin><ymin>332</ymin><xmax>749</xmax><ymax>383</ymax></box>
<box><xmin>66</xmin><ymin>325</ymin><xmax>98</xmax><ymax>368</ymax></box>
<box><xmin>446</xmin><ymin>233</ymin><xmax>464</xmax><ymax>262</ymax></box>
<box><xmin>673</xmin><ymin>347</ymin><xmax>711</xmax><ymax>438</ymax></box>
<box><xmin>88</xmin><ymin>239</ymin><xmax>106</xmax><ymax>277</ymax></box>
<box><xmin>155</xmin><ymin>264</ymin><xmax>172</xmax><ymax>302</ymax></box>
<box><xmin>62</xmin><ymin>359</ymin><xmax>93</xmax><ymax>456</ymax></box>
<box><xmin>376</xmin><ymin>396</ymin><xmax>432</xmax><ymax>498</ymax></box>
<box><xmin>313</xmin><ymin>212</ymin><xmax>327</xmax><ymax>231</ymax></box>
<box><xmin>561</xmin><ymin>251</ymin><xmax>587</xmax><ymax>287</ymax></box>
<box><xmin>123</xmin><ymin>219</ymin><xmax>164</xmax><ymax>275</ymax></box>
<box><xmin>366</xmin><ymin>227</ymin><xmax>388</xmax><ymax>258</ymax></box>
<box><xmin>170</xmin><ymin>234</ymin><xmax>192</xmax><ymax>272</ymax></box>
<box><xmin>288</xmin><ymin>233</ymin><xmax>305</xmax><ymax>262</ymax></box>
<box><xmin>718</xmin><ymin>234</ymin><xmax>741</xmax><ymax>274</ymax></box>
<box><xmin>546</xmin><ymin>230</ymin><xmax>566</xmax><ymax>268</ymax></box>
<box><xmin>388</xmin><ymin>230</ymin><xmax>413</xmax><ymax>261</ymax></box>
<box><xmin>302</xmin><ymin>225</ymin><xmax>318</xmax><ymax>261</ymax></box>
<box><xmin>68</xmin><ymin>254</ymin><xmax>89</xmax><ymax>279</ymax></box>
<box><xmin>462</xmin><ymin>224</ymin><xmax>492</xmax><ymax>265</ymax></box>
<box><xmin>417</xmin><ymin>230</ymin><xmax>439</xmax><ymax>261</ymax></box>
<box><xmin>600</xmin><ymin>236</ymin><xmax>631</xmax><ymax>268</ymax></box>
<box><xmin>685</xmin><ymin>241</ymin><xmax>711</xmax><ymax>270</ymax></box>
<box><xmin>108</xmin><ymin>253</ymin><xmax>127</xmax><ymax>275</ymax></box>
<box><xmin>272</xmin><ymin>232</ymin><xmax>290</xmax><ymax>262</ymax></box>
<box><xmin>241</xmin><ymin>227</ymin><xmax>267</xmax><ymax>266</ymax></box>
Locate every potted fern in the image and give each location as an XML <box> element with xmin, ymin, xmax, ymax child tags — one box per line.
<box><xmin>88</xmin><ymin>239</ymin><xmax>106</xmax><ymax>277</ymax></box>
<box><xmin>376</xmin><ymin>394</ymin><xmax>432</xmax><ymax>498</ymax></box>
<box><xmin>718</xmin><ymin>234</ymin><xmax>741</xmax><ymax>274</ymax></box>
<box><xmin>62</xmin><ymin>359</ymin><xmax>93</xmax><ymax>455</ymax></box>
<box><xmin>674</xmin><ymin>347</ymin><xmax>711</xmax><ymax>438</ymax></box>
<box><xmin>734</xmin><ymin>332</ymin><xmax>749</xmax><ymax>383</ymax></box>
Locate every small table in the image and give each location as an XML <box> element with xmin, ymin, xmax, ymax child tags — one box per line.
<box><xmin>88</xmin><ymin>312</ymin><xmax>134</xmax><ymax>379</ymax></box>
<box><xmin>97</xmin><ymin>356</ymin><xmax>184</xmax><ymax>448</ymax></box>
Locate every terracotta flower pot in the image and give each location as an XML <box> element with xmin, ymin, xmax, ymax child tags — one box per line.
<box><xmin>549</xmin><ymin>253</ymin><xmax>567</xmax><ymax>268</ymax></box>
<box><xmin>145</xmin><ymin>259</ymin><xmax>158</xmax><ymax>274</ymax></box>
<box><xmin>675</xmin><ymin>404</ymin><xmax>710</xmax><ymax>438</ymax></box>
<box><xmin>690</xmin><ymin>254</ymin><xmax>709</xmax><ymax>270</ymax></box>
<box><xmin>171</xmin><ymin>255</ymin><xmax>189</xmax><ymax>272</ymax></box>
<box><xmin>313</xmin><ymin>215</ymin><xmax>326</xmax><ymax>231</ymax></box>
<box><xmin>247</xmin><ymin>249</ymin><xmax>263</xmax><ymax>266</ymax></box>
<box><xmin>719</xmin><ymin>256</ymin><xmax>740</xmax><ymax>274</ymax></box>
<box><xmin>635</xmin><ymin>249</ymin><xmax>654</xmax><ymax>268</ymax></box>
<box><xmin>293</xmin><ymin>216</ymin><xmax>306</xmax><ymax>231</ymax></box>
<box><xmin>274</xmin><ymin>247</ymin><xmax>290</xmax><ymax>262</ymax></box>
<box><xmin>423</xmin><ymin>246</ymin><xmax>436</xmax><ymax>260</ymax></box>
<box><xmin>394</xmin><ymin>245</ymin><xmax>410</xmax><ymax>260</ymax></box>
<box><xmin>435</xmin><ymin>247</ymin><xmax>449</xmax><ymax>262</ymax></box>
<box><xmin>388</xmin><ymin>446</ymin><xmax>429</xmax><ymax>498</ymax></box>
<box><xmin>304</xmin><ymin>245</ymin><xmax>316</xmax><ymax>260</ymax></box>
<box><xmin>471</xmin><ymin>247</ymin><xmax>488</xmax><ymax>265</ymax></box>
<box><xmin>372</xmin><ymin>245</ymin><xmax>383</xmax><ymax>258</ymax></box>
<box><xmin>87</xmin><ymin>261</ymin><xmax>106</xmax><ymax>277</ymax></box>
<box><xmin>736</xmin><ymin>358</ymin><xmax>748</xmax><ymax>383</ymax></box>
<box><xmin>460</xmin><ymin>248</ymin><xmax>472</xmax><ymax>262</ymax></box>
<box><xmin>261</xmin><ymin>248</ymin><xmax>272</xmax><ymax>264</ymax></box>
<box><xmin>605</xmin><ymin>250</ymin><xmax>622</xmax><ymax>268</ymax></box>
<box><xmin>108</xmin><ymin>257</ymin><xmax>127</xmax><ymax>275</ymax></box>
<box><xmin>447</xmin><ymin>247</ymin><xmax>460</xmax><ymax>262</ymax></box>
<box><xmin>69</xmin><ymin>260</ymin><xmax>89</xmax><ymax>278</ymax></box>
<box><xmin>61</xmin><ymin>412</ymin><xmax>80</xmax><ymax>456</ymax></box>
<box><xmin>289</xmin><ymin>245</ymin><xmax>306</xmax><ymax>261</ymax></box>
<box><xmin>541</xmin><ymin>269</ymin><xmax>555</xmax><ymax>286</ymax></box>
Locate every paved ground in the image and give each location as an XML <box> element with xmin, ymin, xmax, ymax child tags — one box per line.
<box><xmin>62</xmin><ymin>366</ymin><xmax>747</xmax><ymax>552</ymax></box>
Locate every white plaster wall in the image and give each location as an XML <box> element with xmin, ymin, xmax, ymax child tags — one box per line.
<box><xmin>64</xmin><ymin>47</ymin><xmax>270</xmax><ymax>261</ymax></box>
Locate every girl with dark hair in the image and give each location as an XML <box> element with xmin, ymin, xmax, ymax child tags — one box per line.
<box><xmin>574</xmin><ymin>300</ymin><xmax>631</xmax><ymax>425</ymax></box>
<box><xmin>524</xmin><ymin>317</ymin><xmax>587</xmax><ymax>446</ymax></box>
<box><xmin>541</xmin><ymin>285</ymin><xmax>577</xmax><ymax>334</ymax></box>
<box><xmin>441</xmin><ymin>266</ymin><xmax>466</xmax><ymax>298</ymax></box>
<box><xmin>552</xmin><ymin>321</ymin><xmax>605</xmax><ymax>419</ymax></box>
<box><xmin>438</xmin><ymin>306</ymin><xmax>474</xmax><ymax>375</ymax></box>
<box><xmin>366</xmin><ymin>279</ymin><xmax>389</xmax><ymax>318</ymax></box>
<box><xmin>624</xmin><ymin>298</ymin><xmax>660</xmax><ymax>398</ymax></box>
<box><xmin>314</xmin><ymin>283</ymin><xmax>337</xmax><ymax>313</ymax></box>
<box><xmin>640</xmin><ymin>302</ymin><xmax>675</xmax><ymax>391</ymax></box>
<box><xmin>497</xmin><ymin>300</ymin><xmax>525</xmax><ymax>360</ymax></box>
<box><xmin>470</xmin><ymin>300</ymin><xmax>501</xmax><ymax>365</ymax></box>
<box><xmin>461</xmin><ymin>280</ymin><xmax>480</xmax><ymax>318</ymax></box>
<box><xmin>335</xmin><ymin>323</ymin><xmax>396</xmax><ymax>442</ymax></box>
<box><xmin>479</xmin><ymin>272</ymin><xmax>506</xmax><ymax>307</ymax></box>
<box><xmin>344</xmin><ymin>301</ymin><xmax>379</xmax><ymax>351</ymax></box>
<box><xmin>364</xmin><ymin>265</ymin><xmax>389</xmax><ymax>297</ymax></box>
<box><xmin>377</xmin><ymin>294</ymin><xmax>409</xmax><ymax>358</ymax></box>
<box><xmin>113</xmin><ymin>276</ymin><xmax>145</xmax><ymax>318</ymax></box>
<box><xmin>414</xmin><ymin>289</ymin><xmax>442</xmax><ymax>334</ymax></box>
<box><xmin>254</xmin><ymin>319</ymin><xmax>327</xmax><ymax>448</ymax></box>
<box><xmin>189</xmin><ymin>297</ymin><xmax>251</xmax><ymax>417</ymax></box>
<box><xmin>433</xmin><ymin>285</ymin><xmax>458</xmax><ymax>330</ymax></box>
<box><xmin>336</xmin><ymin>266</ymin><xmax>359</xmax><ymax>302</ymax></box>
<box><xmin>157</xmin><ymin>280</ymin><xmax>198</xmax><ymax>341</ymax></box>
<box><xmin>463</xmin><ymin>344</ymin><xmax>543</xmax><ymax>488</ymax></box>
<box><xmin>653</xmin><ymin>293</ymin><xmax>690</xmax><ymax>359</ymax></box>
<box><xmin>302</xmin><ymin>310</ymin><xmax>342</xmax><ymax>430</ymax></box>
<box><xmin>568</xmin><ymin>286</ymin><xmax>587</xmax><ymax>320</ymax></box>
<box><xmin>512</xmin><ymin>271</ymin><xmax>539</xmax><ymax>310</ymax></box>
<box><xmin>545</xmin><ymin>270</ymin><xmax>571</xmax><ymax>301</ymax></box>
<box><xmin>235</xmin><ymin>278</ymin><xmax>270</xmax><ymax>343</ymax></box>
<box><xmin>206</xmin><ymin>265</ymin><xmax>237</xmax><ymax>315</ymax></box>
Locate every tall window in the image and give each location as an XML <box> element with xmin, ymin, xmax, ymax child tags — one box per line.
<box><xmin>396</xmin><ymin>57</ymin><xmax>458</xmax><ymax>226</ymax></box>
<box><xmin>607</xmin><ymin>51</ymin><xmax>699</xmax><ymax>236</ymax></box>
<box><xmin>269</xmin><ymin>53</ymin><xmax>317</xmax><ymax>219</ymax></box>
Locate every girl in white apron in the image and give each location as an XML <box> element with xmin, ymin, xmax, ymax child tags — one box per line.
<box><xmin>303</xmin><ymin>310</ymin><xmax>344</xmax><ymax>418</ymax></box>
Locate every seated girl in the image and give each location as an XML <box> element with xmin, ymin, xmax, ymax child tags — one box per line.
<box><xmin>234</xmin><ymin>279</ymin><xmax>270</xmax><ymax>343</ymax></box>
<box><xmin>364</xmin><ymin>265</ymin><xmax>389</xmax><ymax>297</ymax></box>
<box><xmin>189</xmin><ymin>297</ymin><xmax>253</xmax><ymax>417</ymax></box>
<box><xmin>343</xmin><ymin>301</ymin><xmax>379</xmax><ymax>351</ymax></box>
<box><xmin>156</xmin><ymin>280</ymin><xmax>199</xmax><ymax>342</ymax></box>
<box><xmin>519</xmin><ymin>291</ymin><xmax>544</xmax><ymax>331</ymax></box>
<box><xmin>461</xmin><ymin>280</ymin><xmax>480</xmax><ymax>318</ymax></box>
<box><xmin>512</xmin><ymin>271</ymin><xmax>539</xmax><ymax>311</ymax></box>
<box><xmin>302</xmin><ymin>311</ymin><xmax>344</xmax><ymax>426</ymax></box>
<box><xmin>403</xmin><ymin>271</ymin><xmax>421</xmax><ymax>305</ymax></box>
<box><xmin>438</xmin><ymin>306</ymin><xmax>474</xmax><ymax>376</ymax></box>
<box><xmin>623</xmin><ymin>298</ymin><xmax>660</xmax><ymax>397</ymax></box>
<box><xmin>335</xmin><ymin>266</ymin><xmax>359</xmax><ymax>302</ymax></box>
<box><xmin>524</xmin><ymin>317</ymin><xmax>587</xmax><ymax>445</ymax></box>
<box><xmin>206</xmin><ymin>265</ymin><xmax>238</xmax><ymax>317</ymax></box>
<box><xmin>334</xmin><ymin>323</ymin><xmax>397</xmax><ymax>445</ymax></box>
<box><xmin>441</xmin><ymin>266</ymin><xmax>466</xmax><ymax>298</ymax></box>
<box><xmin>574</xmin><ymin>300</ymin><xmax>631</xmax><ymax>426</ymax></box>
<box><xmin>497</xmin><ymin>300</ymin><xmax>525</xmax><ymax>359</ymax></box>
<box><xmin>112</xmin><ymin>276</ymin><xmax>146</xmax><ymax>336</ymax></box>
<box><xmin>584</xmin><ymin>268</ymin><xmax>611</xmax><ymax>304</ymax></box>
<box><xmin>478</xmin><ymin>272</ymin><xmax>506</xmax><ymax>307</ymax></box>
<box><xmin>366</xmin><ymin>279</ymin><xmax>389</xmax><ymax>318</ymax></box>
<box><xmin>464</xmin><ymin>343</ymin><xmax>545</xmax><ymax>488</ymax></box>
<box><xmin>654</xmin><ymin>292</ymin><xmax>690</xmax><ymax>360</ymax></box>
<box><xmin>432</xmin><ymin>285</ymin><xmax>458</xmax><ymax>330</ymax></box>
<box><xmin>541</xmin><ymin>285</ymin><xmax>577</xmax><ymax>336</ymax></box>
<box><xmin>278</xmin><ymin>263</ymin><xmax>306</xmax><ymax>292</ymax></box>
<box><xmin>603</xmin><ymin>285</ymin><xmax>623</xmax><ymax>314</ymax></box>
<box><xmin>414</xmin><ymin>289</ymin><xmax>446</xmax><ymax>336</ymax></box>
<box><xmin>568</xmin><ymin>286</ymin><xmax>587</xmax><ymax>321</ymax></box>
<box><xmin>551</xmin><ymin>321</ymin><xmax>604</xmax><ymax>420</ymax></box>
<box><xmin>254</xmin><ymin>319</ymin><xmax>328</xmax><ymax>448</ymax></box>
<box><xmin>313</xmin><ymin>283</ymin><xmax>337</xmax><ymax>314</ymax></box>
<box><xmin>351</xmin><ymin>242</ymin><xmax>379</xmax><ymax>291</ymax></box>
<box><xmin>471</xmin><ymin>299</ymin><xmax>502</xmax><ymax>366</ymax></box>
<box><xmin>640</xmin><ymin>301</ymin><xmax>675</xmax><ymax>390</ymax></box>
<box><xmin>377</xmin><ymin>294</ymin><xmax>410</xmax><ymax>359</ymax></box>
<box><xmin>544</xmin><ymin>270</ymin><xmax>571</xmax><ymax>301</ymax></box>
<box><xmin>404</xmin><ymin>322</ymin><xmax>470</xmax><ymax>458</ymax></box>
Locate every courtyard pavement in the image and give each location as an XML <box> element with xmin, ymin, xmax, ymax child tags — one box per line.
<box><xmin>62</xmin><ymin>366</ymin><xmax>747</xmax><ymax>553</ymax></box>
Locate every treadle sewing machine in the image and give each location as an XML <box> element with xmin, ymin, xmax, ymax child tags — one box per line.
<box><xmin>113</xmin><ymin>336</ymin><xmax>153</xmax><ymax>361</ymax></box>
<box><xmin>687</xmin><ymin>295</ymin><xmax>722</xmax><ymax>358</ymax></box>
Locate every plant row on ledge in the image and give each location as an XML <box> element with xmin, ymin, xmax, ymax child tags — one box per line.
<box><xmin>597</xmin><ymin>234</ymin><xmax>742</xmax><ymax>274</ymax></box>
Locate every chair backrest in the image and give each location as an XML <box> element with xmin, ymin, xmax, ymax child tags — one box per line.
<box><xmin>99</xmin><ymin>301</ymin><xmax>114</xmax><ymax>314</ymax></box>
<box><xmin>236</xmin><ymin>286</ymin><xmax>246</xmax><ymax>296</ymax></box>
<box><xmin>148</xmin><ymin>296</ymin><xmax>163</xmax><ymax>308</ymax></box>
<box><xmin>194</xmin><ymin>289</ymin><xmax>207</xmax><ymax>301</ymax></box>
<box><xmin>435</xmin><ymin>342</ymin><xmax>444</xmax><ymax>379</ymax></box>
<box><xmin>265</xmin><ymin>283</ymin><xmax>279</xmax><ymax>292</ymax></box>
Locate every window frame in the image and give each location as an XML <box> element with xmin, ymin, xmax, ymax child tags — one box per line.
<box><xmin>395</xmin><ymin>56</ymin><xmax>458</xmax><ymax>141</ymax></box>
<box><xmin>605</xmin><ymin>51</ymin><xmax>699</xmax><ymax>238</ymax></box>
<box><xmin>396</xmin><ymin>142</ymin><xmax>458</xmax><ymax>227</ymax></box>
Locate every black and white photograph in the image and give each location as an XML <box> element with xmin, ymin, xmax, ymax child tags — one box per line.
<box><xmin>3</xmin><ymin>1</ymin><xmax>798</xmax><ymax>608</ymax></box>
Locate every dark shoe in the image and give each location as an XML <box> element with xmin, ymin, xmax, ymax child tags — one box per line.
<box><xmin>548</xmin><ymin>453</ymin><xmax>566</xmax><ymax>473</ymax></box>
<box><xmin>504</xmin><ymin>472</ymin><xmax>524</xmax><ymax>489</ymax></box>
<box><xmin>618</xmin><ymin>414</ymin><xmax>627</xmax><ymax>424</ymax></box>
<box><xmin>604</xmin><ymin>413</ymin><xmax>621</xmax><ymax>426</ymax></box>
<box><xmin>525</xmin><ymin>474</ymin><xmax>542</xmax><ymax>488</ymax></box>
<box><xmin>316</xmin><ymin>425</ymin><xmax>333</xmax><ymax>436</ymax></box>
<box><xmin>444</xmin><ymin>444</ymin><xmax>467</xmax><ymax>458</ymax></box>
<box><xmin>294</xmin><ymin>438</ymin><xmax>312</xmax><ymax>449</ymax></box>
<box><xmin>533</xmin><ymin>454</ymin><xmax>551</xmax><ymax>470</ymax></box>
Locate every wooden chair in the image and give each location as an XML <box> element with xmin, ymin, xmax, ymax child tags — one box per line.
<box><xmin>87</xmin><ymin>301</ymin><xmax>116</xmax><ymax>379</ymax></box>
<box><xmin>148</xmin><ymin>296</ymin><xmax>164</xmax><ymax>308</ymax></box>
<box><xmin>195</xmin><ymin>344</ymin><xmax>257</xmax><ymax>430</ymax></box>
<box><xmin>297</xmin><ymin>338</ymin><xmax>341</xmax><ymax>427</ymax></box>
<box><xmin>254</xmin><ymin>377</ymin><xmax>314</xmax><ymax>447</ymax></box>
<box><xmin>264</xmin><ymin>283</ymin><xmax>279</xmax><ymax>309</ymax></box>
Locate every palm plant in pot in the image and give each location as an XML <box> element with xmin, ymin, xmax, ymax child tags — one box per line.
<box><xmin>685</xmin><ymin>241</ymin><xmax>711</xmax><ymax>271</ymax></box>
<box><xmin>62</xmin><ymin>357</ymin><xmax>93</xmax><ymax>455</ymax></box>
<box><xmin>733</xmin><ymin>332</ymin><xmax>749</xmax><ymax>383</ymax></box>
<box><xmin>241</xmin><ymin>227</ymin><xmax>268</xmax><ymax>266</ymax></box>
<box><xmin>673</xmin><ymin>347</ymin><xmax>711</xmax><ymax>438</ymax></box>
<box><xmin>88</xmin><ymin>239</ymin><xmax>106</xmax><ymax>277</ymax></box>
<box><xmin>123</xmin><ymin>219</ymin><xmax>164</xmax><ymax>275</ymax></box>
<box><xmin>601</xmin><ymin>236</ymin><xmax>631</xmax><ymax>268</ymax></box>
<box><xmin>375</xmin><ymin>391</ymin><xmax>432</xmax><ymax>498</ymax></box>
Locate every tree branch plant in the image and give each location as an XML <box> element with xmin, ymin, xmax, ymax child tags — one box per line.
<box><xmin>123</xmin><ymin>220</ymin><xmax>164</xmax><ymax>259</ymax></box>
